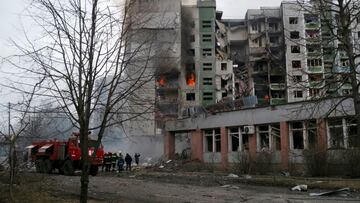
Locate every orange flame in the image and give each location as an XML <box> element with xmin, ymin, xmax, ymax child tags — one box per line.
<box><xmin>158</xmin><ymin>76</ymin><xmax>166</xmax><ymax>86</ymax></box>
<box><xmin>187</xmin><ymin>73</ymin><xmax>196</xmax><ymax>87</ymax></box>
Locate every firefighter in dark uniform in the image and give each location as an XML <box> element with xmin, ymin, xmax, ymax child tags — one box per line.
<box><xmin>102</xmin><ymin>152</ymin><xmax>108</xmax><ymax>171</ymax></box>
<box><xmin>105</xmin><ymin>152</ymin><xmax>112</xmax><ymax>172</ymax></box>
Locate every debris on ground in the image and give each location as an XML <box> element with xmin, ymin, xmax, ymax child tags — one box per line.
<box><xmin>221</xmin><ymin>184</ymin><xmax>240</xmax><ymax>189</ymax></box>
<box><xmin>309</xmin><ymin>187</ymin><xmax>350</xmax><ymax>197</ymax></box>
<box><xmin>159</xmin><ymin>165</ymin><xmax>164</xmax><ymax>169</ymax></box>
<box><xmin>280</xmin><ymin>171</ymin><xmax>290</xmax><ymax>176</ymax></box>
<box><xmin>291</xmin><ymin>184</ymin><xmax>308</xmax><ymax>192</ymax></box>
<box><xmin>243</xmin><ymin>175</ymin><xmax>252</xmax><ymax>179</ymax></box>
<box><xmin>227</xmin><ymin>173</ymin><xmax>239</xmax><ymax>178</ymax></box>
<box><xmin>166</xmin><ymin>160</ymin><xmax>172</xmax><ymax>164</ymax></box>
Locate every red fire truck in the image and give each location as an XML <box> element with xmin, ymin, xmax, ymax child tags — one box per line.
<box><xmin>26</xmin><ymin>132</ymin><xmax>104</xmax><ymax>176</ymax></box>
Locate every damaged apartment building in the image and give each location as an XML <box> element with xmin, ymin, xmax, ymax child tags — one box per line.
<box><xmin>148</xmin><ymin>0</ymin><xmax>360</xmax><ymax>172</ymax></box>
<box><xmin>126</xmin><ymin>0</ymin><xmax>359</xmax><ymax>171</ymax></box>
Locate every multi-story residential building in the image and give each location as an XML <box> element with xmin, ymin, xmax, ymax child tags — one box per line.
<box><xmin>160</xmin><ymin>0</ymin><xmax>360</xmax><ymax>172</ymax></box>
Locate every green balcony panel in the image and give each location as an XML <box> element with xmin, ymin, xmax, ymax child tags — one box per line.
<box><xmin>307</xmin><ymin>66</ymin><xmax>323</xmax><ymax>73</ymax></box>
<box><xmin>305</xmin><ymin>23</ymin><xmax>320</xmax><ymax>29</ymax></box>
<box><xmin>309</xmin><ymin>81</ymin><xmax>325</xmax><ymax>88</ymax></box>
<box><xmin>270</xmin><ymin>83</ymin><xmax>286</xmax><ymax>90</ymax></box>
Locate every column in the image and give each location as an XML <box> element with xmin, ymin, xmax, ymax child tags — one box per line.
<box><xmin>191</xmin><ymin>128</ymin><xmax>203</xmax><ymax>161</ymax></box>
<box><xmin>220</xmin><ymin>127</ymin><xmax>228</xmax><ymax>169</ymax></box>
<box><xmin>317</xmin><ymin>118</ymin><xmax>327</xmax><ymax>151</ymax></box>
<box><xmin>164</xmin><ymin>131</ymin><xmax>175</xmax><ymax>160</ymax></box>
<box><xmin>280</xmin><ymin>121</ymin><xmax>289</xmax><ymax>170</ymax></box>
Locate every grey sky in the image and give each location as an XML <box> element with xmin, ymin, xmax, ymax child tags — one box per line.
<box><xmin>217</xmin><ymin>0</ymin><xmax>285</xmax><ymax>18</ymax></box>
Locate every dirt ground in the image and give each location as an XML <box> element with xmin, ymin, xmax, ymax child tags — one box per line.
<box><xmin>1</xmin><ymin>169</ymin><xmax>360</xmax><ymax>203</ymax></box>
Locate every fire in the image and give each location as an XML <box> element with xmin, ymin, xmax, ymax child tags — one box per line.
<box><xmin>186</xmin><ymin>72</ymin><xmax>196</xmax><ymax>87</ymax></box>
<box><xmin>158</xmin><ymin>76</ymin><xmax>166</xmax><ymax>86</ymax></box>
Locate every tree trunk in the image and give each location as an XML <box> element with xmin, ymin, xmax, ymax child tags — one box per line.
<box><xmin>80</xmin><ymin>129</ymin><xmax>90</xmax><ymax>203</ymax></box>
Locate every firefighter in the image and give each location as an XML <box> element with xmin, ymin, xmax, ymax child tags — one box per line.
<box><xmin>111</xmin><ymin>153</ymin><xmax>118</xmax><ymax>171</ymax></box>
<box><xmin>102</xmin><ymin>152</ymin><xmax>108</xmax><ymax>171</ymax></box>
<box><xmin>117</xmin><ymin>153</ymin><xmax>124</xmax><ymax>172</ymax></box>
<box><xmin>134</xmin><ymin>153</ymin><xmax>140</xmax><ymax>166</ymax></box>
<box><xmin>105</xmin><ymin>152</ymin><xmax>112</xmax><ymax>172</ymax></box>
<box><xmin>125</xmin><ymin>153</ymin><xmax>132</xmax><ymax>171</ymax></box>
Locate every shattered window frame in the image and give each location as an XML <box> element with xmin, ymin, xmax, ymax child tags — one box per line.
<box><xmin>204</xmin><ymin>129</ymin><xmax>221</xmax><ymax>153</ymax></box>
<box><xmin>290</xmin><ymin>121</ymin><xmax>305</xmax><ymax>150</ymax></box>
<box><xmin>186</xmin><ymin>93</ymin><xmax>195</xmax><ymax>101</ymax></box>
<box><xmin>228</xmin><ymin>126</ymin><xmax>249</xmax><ymax>152</ymax></box>
<box><xmin>291</xmin><ymin>45</ymin><xmax>300</xmax><ymax>53</ymax></box>
<box><xmin>289</xmin><ymin>17</ymin><xmax>298</xmax><ymax>24</ymax></box>
<box><xmin>257</xmin><ymin>125</ymin><xmax>270</xmax><ymax>151</ymax></box>
<box><xmin>327</xmin><ymin>118</ymin><xmax>345</xmax><ymax>149</ymax></box>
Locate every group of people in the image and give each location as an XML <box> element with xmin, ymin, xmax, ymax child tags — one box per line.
<box><xmin>102</xmin><ymin>152</ymin><xmax>140</xmax><ymax>172</ymax></box>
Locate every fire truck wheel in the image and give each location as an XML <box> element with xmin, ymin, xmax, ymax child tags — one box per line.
<box><xmin>44</xmin><ymin>159</ymin><xmax>52</xmax><ymax>174</ymax></box>
<box><xmin>89</xmin><ymin>165</ymin><xmax>98</xmax><ymax>176</ymax></box>
<box><xmin>62</xmin><ymin>160</ymin><xmax>75</xmax><ymax>176</ymax></box>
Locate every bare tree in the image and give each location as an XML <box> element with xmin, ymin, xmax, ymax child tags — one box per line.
<box><xmin>2</xmin><ymin>0</ymin><xmax>171</xmax><ymax>202</ymax></box>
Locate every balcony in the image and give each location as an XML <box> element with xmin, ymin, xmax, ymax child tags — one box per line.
<box><xmin>307</xmin><ymin>66</ymin><xmax>323</xmax><ymax>73</ymax></box>
<box><xmin>270</xmin><ymin>98</ymin><xmax>286</xmax><ymax>105</ymax></box>
<box><xmin>270</xmin><ymin>83</ymin><xmax>286</xmax><ymax>90</ymax></box>
<box><xmin>305</xmin><ymin>22</ymin><xmax>320</xmax><ymax>30</ymax></box>
<box><xmin>307</xmin><ymin>51</ymin><xmax>322</xmax><ymax>57</ymax></box>
<box><xmin>339</xmin><ymin>51</ymin><xmax>348</xmax><ymax>59</ymax></box>
<box><xmin>334</xmin><ymin>66</ymin><xmax>351</xmax><ymax>73</ymax></box>
<box><xmin>306</xmin><ymin>37</ymin><xmax>321</xmax><ymax>44</ymax></box>
<box><xmin>309</xmin><ymin>81</ymin><xmax>325</xmax><ymax>89</ymax></box>
<box><xmin>156</xmin><ymin>82</ymin><xmax>179</xmax><ymax>91</ymax></box>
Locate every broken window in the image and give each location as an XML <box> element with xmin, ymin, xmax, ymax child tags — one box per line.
<box><xmin>293</xmin><ymin>75</ymin><xmax>302</xmax><ymax>83</ymax></box>
<box><xmin>202</xmin><ymin>34</ymin><xmax>212</xmax><ymax>42</ymax></box>
<box><xmin>190</xmin><ymin>35</ymin><xmax>195</xmax><ymax>42</ymax></box>
<box><xmin>202</xmin><ymin>20</ymin><xmax>212</xmax><ymax>28</ymax></box>
<box><xmin>221</xmin><ymin>78</ymin><xmax>227</xmax><ymax>88</ymax></box>
<box><xmin>202</xmin><ymin>48</ymin><xmax>212</xmax><ymax>57</ymax></box>
<box><xmin>289</xmin><ymin>17</ymin><xmax>298</xmax><ymax>24</ymax></box>
<box><xmin>188</xmin><ymin>49</ymin><xmax>195</xmax><ymax>56</ymax></box>
<box><xmin>328</xmin><ymin>118</ymin><xmax>344</xmax><ymax>149</ymax></box>
<box><xmin>203</xmin><ymin>77</ymin><xmax>212</xmax><ymax>85</ymax></box>
<box><xmin>291</xmin><ymin>45</ymin><xmax>300</xmax><ymax>53</ymax></box>
<box><xmin>268</xmin><ymin>23</ymin><xmax>278</xmax><ymax>31</ymax></box>
<box><xmin>346</xmin><ymin>117</ymin><xmax>359</xmax><ymax>148</ymax></box>
<box><xmin>292</xmin><ymin>60</ymin><xmax>301</xmax><ymax>69</ymax></box>
<box><xmin>309</xmin><ymin>89</ymin><xmax>320</xmax><ymax>97</ymax></box>
<box><xmin>203</xmin><ymin>63</ymin><xmax>212</xmax><ymax>71</ymax></box>
<box><xmin>294</xmin><ymin>90</ymin><xmax>303</xmax><ymax>98</ymax></box>
<box><xmin>204</xmin><ymin>129</ymin><xmax>221</xmax><ymax>152</ymax></box>
<box><xmin>306</xmin><ymin>120</ymin><xmax>317</xmax><ymax>149</ymax></box>
<box><xmin>229</xmin><ymin>127</ymin><xmax>249</xmax><ymax>152</ymax></box>
<box><xmin>291</xmin><ymin>122</ymin><xmax>304</xmax><ymax>149</ymax></box>
<box><xmin>221</xmin><ymin>63</ymin><xmax>227</xmax><ymax>71</ymax></box>
<box><xmin>186</xmin><ymin>93</ymin><xmax>195</xmax><ymax>101</ymax></box>
<box><xmin>203</xmin><ymin>92</ymin><xmax>213</xmax><ymax>101</ymax></box>
<box><xmin>251</xmin><ymin>23</ymin><xmax>258</xmax><ymax>31</ymax></box>
<box><xmin>257</xmin><ymin>125</ymin><xmax>270</xmax><ymax>150</ymax></box>
<box><xmin>290</xmin><ymin>31</ymin><xmax>300</xmax><ymax>39</ymax></box>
